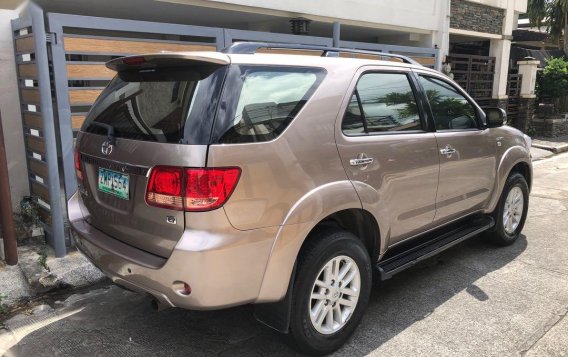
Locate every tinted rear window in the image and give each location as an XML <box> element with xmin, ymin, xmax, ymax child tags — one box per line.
<box><xmin>211</xmin><ymin>66</ymin><xmax>326</xmax><ymax>144</ymax></box>
<box><xmin>83</xmin><ymin>65</ymin><xmax>226</xmax><ymax>144</ymax></box>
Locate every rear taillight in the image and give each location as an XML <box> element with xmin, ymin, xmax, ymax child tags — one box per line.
<box><xmin>74</xmin><ymin>148</ymin><xmax>83</xmax><ymax>181</ymax></box>
<box><xmin>145</xmin><ymin>166</ymin><xmax>241</xmax><ymax>212</ymax></box>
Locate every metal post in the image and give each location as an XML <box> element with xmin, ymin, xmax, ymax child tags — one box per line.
<box><xmin>30</xmin><ymin>3</ymin><xmax>67</xmax><ymax>257</ymax></box>
<box><xmin>332</xmin><ymin>22</ymin><xmax>340</xmax><ymax>47</ymax></box>
<box><xmin>0</xmin><ymin>112</ymin><xmax>18</xmax><ymax>265</ymax></box>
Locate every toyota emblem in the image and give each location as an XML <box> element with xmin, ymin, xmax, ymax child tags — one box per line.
<box><xmin>101</xmin><ymin>141</ymin><xmax>113</xmax><ymax>155</ymax></box>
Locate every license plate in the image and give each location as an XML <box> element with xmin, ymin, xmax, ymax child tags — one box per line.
<box><xmin>98</xmin><ymin>168</ymin><xmax>129</xmax><ymax>200</ymax></box>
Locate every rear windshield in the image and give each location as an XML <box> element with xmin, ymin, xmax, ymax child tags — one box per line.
<box><xmin>82</xmin><ymin>65</ymin><xmax>226</xmax><ymax>144</ymax></box>
<box><xmin>211</xmin><ymin>66</ymin><xmax>326</xmax><ymax>144</ymax></box>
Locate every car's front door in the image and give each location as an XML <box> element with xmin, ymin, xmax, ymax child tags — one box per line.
<box><xmin>336</xmin><ymin>67</ymin><xmax>439</xmax><ymax>246</ymax></box>
<box><xmin>414</xmin><ymin>72</ymin><xmax>497</xmax><ymax>225</ymax></box>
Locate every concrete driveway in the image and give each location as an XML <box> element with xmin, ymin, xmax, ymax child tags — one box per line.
<box><xmin>2</xmin><ymin>153</ymin><xmax>568</xmax><ymax>356</ymax></box>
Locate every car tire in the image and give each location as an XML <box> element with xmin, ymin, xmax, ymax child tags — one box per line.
<box><xmin>289</xmin><ymin>227</ymin><xmax>372</xmax><ymax>356</ymax></box>
<box><xmin>486</xmin><ymin>172</ymin><xmax>529</xmax><ymax>246</ymax></box>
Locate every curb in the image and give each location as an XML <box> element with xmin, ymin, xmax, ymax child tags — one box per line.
<box><xmin>532</xmin><ymin>143</ymin><xmax>568</xmax><ymax>154</ymax></box>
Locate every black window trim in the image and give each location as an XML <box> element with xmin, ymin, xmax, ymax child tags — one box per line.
<box><xmin>412</xmin><ymin>71</ymin><xmax>485</xmax><ymax>133</ymax></box>
<box><xmin>341</xmin><ymin>70</ymin><xmax>430</xmax><ymax>137</ymax></box>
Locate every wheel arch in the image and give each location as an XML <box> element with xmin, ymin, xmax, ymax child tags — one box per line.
<box><xmin>486</xmin><ymin>145</ymin><xmax>532</xmax><ymax>214</ymax></box>
<box><xmin>255</xmin><ymin>180</ymin><xmax>381</xmax><ymax>303</ymax></box>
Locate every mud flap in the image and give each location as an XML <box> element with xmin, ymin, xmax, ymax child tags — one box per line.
<box><xmin>253</xmin><ymin>264</ymin><xmax>296</xmax><ymax>333</ymax></box>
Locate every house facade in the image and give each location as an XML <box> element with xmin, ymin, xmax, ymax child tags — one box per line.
<box><xmin>0</xmin><ymin>0</ymin><xmax>527</xmax><ymax>256</ymax></box>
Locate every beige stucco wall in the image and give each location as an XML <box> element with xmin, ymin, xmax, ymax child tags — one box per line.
<box><xmin>0</xmin><ymin>9</ymin><xmax>28</xmax><ymax>212</ymax></box>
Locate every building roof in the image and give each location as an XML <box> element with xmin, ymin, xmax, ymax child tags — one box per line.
<box><xmin>511</xmin><ymin>46</ymin><xmax>567</xmax><ymax>67</ymax></box>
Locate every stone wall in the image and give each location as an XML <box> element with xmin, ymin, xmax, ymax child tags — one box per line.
<box><xmin>532</xmin><ymin>117</ymin><xmax>568</xmax><ymax>138</ymax></box>
<box><xmin>515</xmin><ymin>98</ymin><xmax>535</xmax><ymax>133</ymax></box>
<box><xmin>450</xmin><ymin>0</ymin><xmax>505</xmax><ymax>35</ymax></box>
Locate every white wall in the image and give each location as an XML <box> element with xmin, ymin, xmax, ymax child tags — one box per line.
<box><xmin>168</xmin><ymin>0</ymin><xmax>447</xmax><ymax>33</ymax></box>
<box><xmin>0</xmin><ymin>9</ymin><xmax>28</xmax><ymax>212</ymax></box>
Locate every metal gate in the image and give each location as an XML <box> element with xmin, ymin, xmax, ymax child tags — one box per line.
<box><xmin>506</xmin><ymin>73</ymin><xmax>522</xmax><ymax>127</ymax></box>
<box><xmin>12</xmin><ymin>5</ymin><xmax>439</xmax><ymax>256</ymax></box>
<box><xmin>446</xmin><ymin>53</ymin><xmax>496</xmax><ymax>109</ymax></box>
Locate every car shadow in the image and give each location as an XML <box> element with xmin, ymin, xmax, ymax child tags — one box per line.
<box><xmin>6</xmin><ymin>234</ymin><xmax>527</xmax><ymax>356</ymax></box>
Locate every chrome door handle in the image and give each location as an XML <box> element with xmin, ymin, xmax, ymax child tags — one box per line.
<box><xmin>350</xmin><ymin>158</ymin><xmax>374</xmax><ymax>166</ymax></box>
<box><xmin>440</xmin><ymin>145</ymin><xmax>456</xmax><ymax>157</ymax></box>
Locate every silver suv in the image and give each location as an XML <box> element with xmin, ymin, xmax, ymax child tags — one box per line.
<box><xmin>69</xmin><ymin>43</ymin><xmax>532</xmax><ymax>355</ymax></box>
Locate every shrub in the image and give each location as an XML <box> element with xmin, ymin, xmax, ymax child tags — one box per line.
<box><xmin>537</xmin><ymin>57</ymin><xmax>568</xmax><ymax>98</ymax></box>
<box><xmin>537</xmin><ymin>57</ymin><xmax>568</xmax><ymax>113</ymax></box>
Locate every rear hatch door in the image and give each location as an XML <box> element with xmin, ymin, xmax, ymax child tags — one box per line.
<box><xmin>76</xmin><ymin>53</ymin><xmax>228</xmax><ymax>258</ymax></box>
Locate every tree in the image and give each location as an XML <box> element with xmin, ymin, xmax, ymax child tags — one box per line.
<box><xmin>528</xmin><ymin>0</ymin><xmax>547</xmax><ymax>29</ymax></box>
<box><xmin>527</xmin><ymin>0</ymin><xmax>568</xmax><ymax>53</ymax></box>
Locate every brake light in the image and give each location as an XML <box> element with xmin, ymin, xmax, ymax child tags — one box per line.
<box><xmin>145</xmin><ymin>166</ymin><xmax>241</xmax><ymax>211</ymax></box>
<box><xmin>74</xmin><ymin>147</ymin><xmax>83</xmax><ymax>181</ymax></box>
<box><xmin>145</xmin><ymin>166</ymin><xmax>184</xmax><ymax>210</ymax></box>
<box><xmin>122</xmin><ymin>56</ymin><xmax>146</xmax><ymax>65</ymax></box>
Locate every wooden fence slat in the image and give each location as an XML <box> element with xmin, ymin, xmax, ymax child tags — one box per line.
<box><xmin>25</xmin><ymin>135</ymin><xmax>45</xmax><ymax>155</ymax></box>
<box><xmin>20</xmin><ymin>88</ymin><xmax>41</xmax><ymax>105</ymax></box>
<box><xmin>72</xmin><ymin>115</ymin><xmax>86</xmax><ymax>129</ymax></box>
<box><xmin>68</xmin><ymin>89</ymin><xmax>103</xmax><ymax>105</ymax></box>
<box><xmin>23</xmin><ymin>111</ymin><xmax>43</xmax><ymax>129</ymax></box>
<box><xmin>15</xmin><ymin>35</ymin><xmax>35</xmax><ymax>53</ymax></box>
<box><xmin>37</xmin><ymin>206</ymin><xmax>52</xmax><ymax>225</ymax></box>
<box><xmin>67</xmin><ymin>63</ymin><xmax>115</xmax><ymax>79</ymax></box>
<box><xmin>17</xmin><ymin>63</ymin><xmax>37</xmax><ymax>79</ymax></box>
<box><xmin>257</xmin><ymin>48</ymin><xmax>323</xmax><ymax>56</ymax></box>
<box><xmin>64</xmin><ymin>37</ymin><xmax>215</xmax><ymax>55</ymax></box>
<box><xmin>29</xmin><ymin>159</ymin><xmax>48</xmax><ymax>178</ymax></box>
<box><xmin>31</xmin><ymin>181</ymin><xmax>50</xmax><ymax>203</ymax></box>
<box><xmin>412</xmin><ymin>57</ymin><xmax>436</xmax><ymax>66</ymax></box>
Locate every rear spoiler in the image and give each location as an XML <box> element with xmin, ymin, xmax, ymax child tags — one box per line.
<box><xmin>106</xmin><ymin>52</ymin><xmax>231</xmax><ymax>72</ymax></box>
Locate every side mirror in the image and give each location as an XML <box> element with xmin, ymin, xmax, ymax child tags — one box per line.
<box><xmin>485</xmin><ymin>108</ymin><xmax>506</xmax><ymax>128</ymax></box>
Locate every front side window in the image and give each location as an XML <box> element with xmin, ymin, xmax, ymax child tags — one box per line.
<box><xmin>342</xmin><ymin>72</ymin><xmax>422</xmax><ymax>135</ymax></box>
<box><xmin>418</xmin><ymin>75</ymin><xmax>478</xmax><ymax>130</ymax></box>
<box><xmin>213</xmin><ymin>66</ymin><xmax>326</xmax><ymax>143</ymax></box>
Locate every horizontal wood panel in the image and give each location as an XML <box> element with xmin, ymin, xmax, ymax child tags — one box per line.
<box><xmin>15</xmin><ymin>35</ymin><xmax>34</xmax><ymax>53</ymax></box>
<box><xmin>257</xmin><ymin>48</ymin><xmax>323</xmax><ymax>56</ymax></box>
<box><xmin>17</xmin><ymin>63</ymin><xmax>37</xmax><ymax>79</ymax></box>
<box><xmin>31</xmin><ymin>181</ymin><xmax>49</xmax><ymax>203</ymax></box>
<box><xmin>20</xmin><ymin>88</ymin><xmax>40</xmax><ymax>104</ymax></box>
<box><xmin>67</xmin><ymin>64</ymin><xmax>115</xmax><ymax>79</ymax></box>
<box><xmin>411</xmin><ymin>57</ymin><xmax>436</xmax><ymax>66</ymax></box>
<box><xmin>72</xmin><ymin>115</ymin><xmax>86</xmax><ymax>129</ymax></box>
<box><xmin>64</xmin><ymin>37</ymin><xmax>216</xmax><ymax>54</ymax></box>
<box><xmin>25</xmin><ymin>135</ymin><xmax>45</xmax><ymax>155</ymax></box>
<box><xmin>37</xmin><ymin>206</ymin><xmax>52</xmax><ymax>225</ymax></box>
<box><xmin>69</xmin><ymin>89</ymin><xmax>102</xmax><ymax>105</ymax></box>
<box><xmin>23</xmin><ymin>112</ymin><xmax>42</xmax><ymax>129</ymax></box>
<box><xmin>29</xmin><ymin>159</ymin><xmax>48</xmax><ymax>178</ymax></box>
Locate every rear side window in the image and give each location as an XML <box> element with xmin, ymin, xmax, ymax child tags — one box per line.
<box><xmin>82</xmin><ymin>65</ymin><xmax>226</xmax><ymax>144</ymax></box>
<box><xmin>342</xmin><ymin>72</ymin><xmax>422</xmax><ymax>135</ymax></box>
<box><xmin>212</xmin><ymin>66</ymin><xmax>326</xmax><ymax>143</ymax></box>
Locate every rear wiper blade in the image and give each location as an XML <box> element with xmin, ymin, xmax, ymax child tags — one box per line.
<box><xmin>90</xmin><ymin>122</ymin><xmax>116</xmax><ymax>145</ymax></box>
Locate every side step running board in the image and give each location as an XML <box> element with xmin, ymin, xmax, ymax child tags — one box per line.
<box><xmin>376</xmin><ymin>216</ymin><xmax>495</xmax><ymax>281</ymax></box>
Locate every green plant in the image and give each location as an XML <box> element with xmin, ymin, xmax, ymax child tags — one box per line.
<box><xmin>20</xmin><ymin>196</ymin><xmax>40</xmax><ymax>226</ymax></box>
<box><xmin>0</xmin><ymin>294</ymin><xmax>8</xmax><ymax>316</ymax></box>
<box><xmin>526</xmin><ymin>124</ymin><xmax>537</xmax><ymax>138</ymax></box>
<box><xmin>38</xmin><ymin>242</ymin><xmax>49</xmax><ymax>271</ymax></box>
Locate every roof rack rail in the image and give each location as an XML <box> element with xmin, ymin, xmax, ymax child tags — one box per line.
<box><xmin>222</xmin><ymin>42</ymin><xmax>421</xmax><ymax>66</ymax></box>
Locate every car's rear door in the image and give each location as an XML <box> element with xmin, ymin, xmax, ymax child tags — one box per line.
<box><xmin>336</xmin><ymin>66</ymin><xmax>439</xmax><ymax>246</ymax></box>
<box><xmin>413</xmin><ymin>70</ymin><xmax>497</xmax><ymax>225</ymax></box>
<box><xmin>75</xmin><ymin>55</ymin><xmax>228</xmax><ymax>258</ymax></box>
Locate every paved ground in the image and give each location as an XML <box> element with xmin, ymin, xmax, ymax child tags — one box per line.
<box><xmin>2</xmin><ymin>153</ymin><xmax>568</xmax><ymax>357</ymax></box>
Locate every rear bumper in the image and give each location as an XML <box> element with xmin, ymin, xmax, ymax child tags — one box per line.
<box><xmin>68</xmin><ymin>192</ymin><xmax>278</xmax><ymax>310</ymax></box>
